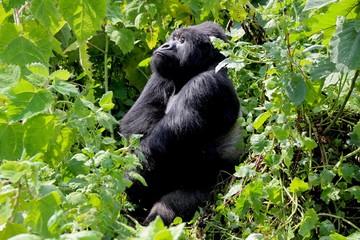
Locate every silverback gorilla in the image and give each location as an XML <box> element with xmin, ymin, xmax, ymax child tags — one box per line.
<box><xmin>120</xmin><ymin>21</ymin><xmax>241</xmax><ymax>225</ymax></box>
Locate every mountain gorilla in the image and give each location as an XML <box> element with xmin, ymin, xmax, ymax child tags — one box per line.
<box><xmin>120</xmin><ymin>21</ymin><xmax>241</xmax><ymax>225</ymax></box>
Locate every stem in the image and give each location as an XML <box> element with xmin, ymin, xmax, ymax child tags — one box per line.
<box><xmin>343</xmin><ymin>147</ymin><xmax>360</xmax><ymax>161</ymax></box>
<box><xmin>324</xmin><ymin>69</ymin><xmax>360</xmax><ymax>134</ymax></box>
<box><xmin>104</xmin><ymin>35</ymin><xmax>109</xmax><ymax>93</ymax></box>
<box><xmin>318</xmin><ymin>213</ymin><xmax>360</xmax><ymax>231</ymax></box>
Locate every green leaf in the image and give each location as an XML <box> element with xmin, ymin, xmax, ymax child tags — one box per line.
<box><xmin>24</xmin><ymin>114</ymin><xmax>56</xmax><ymax>157</ymax></box>
<box><xmin>7</xmin><ymin>80</ymin><xmax>53</xmax><ymax>121</ymax></box>
<box><xmin>0</xmin><ymin>223</ymin><xmax>28</xmax><ymax>240</ymax></box>
<box><xmin>0</xmin><ymin>122</ymin><xmax>24</xmax><ymax>160</ymax></box>
<box><xmin>303</xmin><ymin>0</ymin><xmax>336</xmax><ymax>11</ymax></box>
<box><xmin>0</xmin><ymin>160</ymin><xmax>31</xmax><ymax>183</ymax></box>
<box><xmin>52</xmin><ymin>80</ymin><xmax>79</xmax><ymax>96</ymax></box>
<box><xmin>50</xmin><ymin>70</ymin><xmax>71</xmax><ymax>81</ymax></box>
<box><xmin>349</xmin><ymin>122</ymin><xmax>360</xmax><ymax>146</ymax></box>
<box><xmin>106</xmin><ymin>25</ymin><xmax>135</xmax><ymax>54</ymax></box>
<box><xmin>0</xmin><ymin>22</ymin><xmax>20</xmax><ymax>53</ymax></box>
<box><xmin>338</xmin><ymin>164</ymin><xmax>359</xmax><ymax>183</ymax></box>
<box><xmin>0</xmin><ymin>64</ymin><xmax>21</xmax><ymax>95</ymax></box>
<box><xmin>59</xmin><ymin>0</ymin><xmax>107</xmax><ymax>44</ymax></box>
<box><xmin>99</xmin><ymin>91</ymin><xmax>115</xmax><ymax>111</ymax></box>
<box><xmin>299</xmin><ymin>135</ymin><xmax>318</xmax><ymax>151</ymax></box>
<box><xmin>346</xmin><ymin>186</ymin><xmax>360</xmax><ymax>203</ymax></box>
<box><xmin>284</xmin><ymin>74</ymin><xmax>307</xmax><ymax>106</ymax></box>
<box><xmin>25</xmin><ymin>191</ymin><xmax>62</xmax><ymax>238</ymax></box>
<box><xmin>253</xmin><ymin>111</ymin><xmax>271</xmax><ymax>130</ymax></box>
<box><xmin>272</xmin><ymin>124</ymin><xmax>290</xmax><ymax>141</ymax></box>
<box><xmin>298</xmin><ymin>209</ymin><xmax>319</xmax><ymax>237</ymax></box>
<box><xmin>319</xmin><ymin>220</ymin><xmax>335</xmax><ymax>236</ymax></box>
<box><xmin>289</xmin><ymin>177</ymin><xmax>309</xmax><ymax>193</ymax></box>
<box><xmin>95</xmin><ymin>111</ymin><xmax>118</xmax><ymax>131</ymax></box>
<box><xmin>0</xmin><ymin>199</ymin><xmax>13</xmax><ymax>225</ymax></box>
<box><xmin>234</xmin><ymin>163</ymin><xmax>256</xmax><ymax>178</ymax></box>
<box><xmin>30</xmin><ymin>0</ymin><xmax>65</xmax><ymax>35</ymax></box>
<box><xmin>330</xmin><ymin>17</ymin><xmax>360</xmax><ymax>70</ymax></box>
<box><xmin>2</xmin><ymin>36</ymin><xmax>48</xmax><ymax>67</ymax></box>
<box><xmin>250</xmin><ymin>134</ymin><xmax>271</xmax><ymax>154</ymax></box>
<box><xmin>320</xmin><ymin>169</ymin><xmax>336</xmax><ymax>187</ymax></box>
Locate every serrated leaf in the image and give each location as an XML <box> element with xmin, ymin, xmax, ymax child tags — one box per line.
<box><xmin>30</xmin><ymin>0</ymin><xmax>65</xmax><ymax>35</ymax></box>
<box><xmin>106</xmin><ymin>25</ymin><xmax>135</xmax><ymax>54</ymax></box>
<box><xmin>330</xmin><ymin>17</ymin><xmax>360</xmax><ymax>70</ymax></box>
<box><xmin>0</xmin><ymin>122</ymin><xmax>24</xmax><ymax>160</ymax></box>
<box><xmin>2</xmin><ymin>36</ymin><xmax>48</xmax><ymax>67</ymax></box>
<box><xmin>99</xmin><ymin>91</ymin><xmax>115</xmax><ymax>111</ymax></box>
<box><xmin>289</xmin><ymin>177</ymin><xmax>309</xmax><ymax>193</ymax></box>
<box><xmin>0</xmin><ymin>160</ymin><xmax>31</xmax><ymax>183</ymax></box>
<box><xmin>0</xmin><ymin>64</ymin><xmax>20</xmax><ymax>95</ymax></box>
<box><xmin>299</xmin><ymin>209</ymin><xmax>319</xmax><ymax>237</ymax></box>
<box><xmin>7</xmin><ymin>80</ymin><xmax>53</xmax><ymax>121</ymax></box>
<box><xmin>50</xmin><ymin>70</ymin><xmax>71</xmax><ymax>81</ymax></box>
<box><xmin>250</xmin><ymin>134</ymin><xmax>271</xmax><ymax>154</ymax></box>
<box><xmin>53</xmin><ymin>80</ymin><xmax>79</xmax><ymax>96</ymax></box>
<box><xmin>27</xmin><ymin>63</ymin><xmax>49</xmax><ymax>77</ymax></box>
<box><xmin>24</xmin><ymin>114</ymin><xmax>56</xmax><ymax>157</ymax></box>
<box><xmin>59</xmin><ymin>0</ymin><xmax>106</xmax><ymax>44</ymax></box>
<box><xmin>0</xmin><ymin>22</ymin><xmax>20</xmax><ymax>53</ymax></box>
<box><xmin>253</xmin><ymin>111</ymin><xmax>271</xmax><ymax>130</ymax></box>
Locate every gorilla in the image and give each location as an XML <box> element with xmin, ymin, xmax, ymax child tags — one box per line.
<box><xmin>120</xmin><ymin>21</ymin><xmax>241</xmax><ymax>225</ymax></box>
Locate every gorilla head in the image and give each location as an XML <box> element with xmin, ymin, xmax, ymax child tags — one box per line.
<box><xmin>151</xmin><ymin>22</ymin><xmax>227</xmax><ymax>80</ymax></box>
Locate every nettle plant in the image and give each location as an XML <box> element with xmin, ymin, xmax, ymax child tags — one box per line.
<box><xmin>207</xmin><ymin>0</ymin><xmax>360</xmax><ymax>239</ymax></box>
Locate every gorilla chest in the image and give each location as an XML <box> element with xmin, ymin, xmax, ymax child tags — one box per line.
<box><xmin>165</xmin><ymin>93</ymin><xmax>179</xmax><ymax>114</ymax></box>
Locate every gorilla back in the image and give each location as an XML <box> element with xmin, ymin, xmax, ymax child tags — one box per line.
<box><xmin>120</xmin><ymin>21</ymin><xmax>241</xmax><ymax>225</ymax></box>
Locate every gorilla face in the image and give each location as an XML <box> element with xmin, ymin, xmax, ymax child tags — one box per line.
<box><xmin>151</xmin><ymin>29</ymin><xmax>216</xmax><ymax>80</ymax></box>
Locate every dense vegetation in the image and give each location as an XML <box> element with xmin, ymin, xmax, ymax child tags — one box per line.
<box><xmin>0</xmin><ymin>0</ymin><xmax>359</xmax><ymax>239</ymax></box>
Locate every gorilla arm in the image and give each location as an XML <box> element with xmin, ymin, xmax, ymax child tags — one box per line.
<box><xmin>120</xmin><ymin>74</ymin><xmax>174</xmax><ymax>137</ymax></box>
<box><xmin>141</xmin><ymin>70</ymin><xmax>240</xmax><ymax>160</ymax></box>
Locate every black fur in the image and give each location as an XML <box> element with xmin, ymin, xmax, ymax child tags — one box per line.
<box><xmin>120</xmin><ymin>22</ymin><xmax>241</xmax><ymax>225</ymax></box>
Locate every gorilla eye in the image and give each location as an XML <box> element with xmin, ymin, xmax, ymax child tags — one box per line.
<box><xmin>180</xmin><ymin>37</ymin><xmax>185</xmax><ymax>44</ymax></box>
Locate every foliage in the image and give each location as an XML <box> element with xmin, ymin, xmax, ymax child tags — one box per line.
<box><xmin>0</xmin><ymin>0</ymin><xmax>359</xmax><ymax>239</ymax></box>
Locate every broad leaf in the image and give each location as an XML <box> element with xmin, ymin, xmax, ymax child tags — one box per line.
<box><xmin>30</xmin><ymin>0</ymin><xmax>65</xmax><ymax>35</ymax></box>
<box><xmin>106</xmin><ymin>25</ymin><xmax>135</xmax><ymax>54</ymax></box>
<box><xmin>0</xmin><ymin>64</ymin><xmax>21</xmax><ymax>95</ymax></box>
<box><xmin>330</xmin><ymin>17</ymin><xmax>360</xmax><ymax>70</ymax></box>
<box><xmin>59</xmin><ymin>0</ymin><xmax>106</xmax><ymax>43</ymax></box>
<box><xmin>2</xmin><ymin>37</ymin><xmax>48</xmax><ymax>67</ymax></box>
<box><xmin>7</xmin><ymin>80</ymin><xmax>53</xmax><ymax>121</ymax></box>
<box><xmin>284</xmin><ymin>74</ymin><xmax>307</xmax><ymax>106</ymax></box>
<box><xmin>0</xmin><ymin>122</ymin><xmax>24</xmax><ymax>160</ymax></box>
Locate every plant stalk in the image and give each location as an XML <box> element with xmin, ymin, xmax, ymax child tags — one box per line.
<box><xmin>324</xmin><ymin>69</ymin><xmax>360</xmax><ymax>134</ymax></box>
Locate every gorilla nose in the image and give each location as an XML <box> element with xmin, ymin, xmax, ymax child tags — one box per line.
<box><xmin>159</xmin><ymin>42</ymin><xmax>174</xmax><ymax>50</ymax></box>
